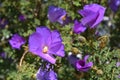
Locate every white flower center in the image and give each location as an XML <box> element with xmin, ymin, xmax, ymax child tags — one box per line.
<box><xmin>43</xmin><ymin>46</ymin><xmax>48</xmax><ymax>53</ymax></box>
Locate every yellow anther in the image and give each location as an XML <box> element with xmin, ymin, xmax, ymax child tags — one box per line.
<box><xmin>61</xmin><ymin>15</ymin><xmax>66</xmax><ymax>21</ymax></box>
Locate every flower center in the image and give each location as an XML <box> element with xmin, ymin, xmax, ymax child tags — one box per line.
<box><xmin>43</xmin><ymin>46</ymin><xmax>48</xmax><ymax>53</ymax></box>
<box><xmin>61</xmin><ymin>15</ymin><xmax>66</xmax><ymax>21</ymax></box>
<box><xmin>79</xmin><ymin>60</ymin><xmax>85</xmax><ymax>67</ymax></box>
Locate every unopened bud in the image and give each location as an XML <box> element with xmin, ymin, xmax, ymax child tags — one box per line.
<box><xmin>72</xmin><ymin>47</ymin><xmax>79</xmax><ymax>54</ymax></box>
<box><xmin>97</xmin><ymin>69</ymin><xmax>103</xmax><ymax>75</ymax></box>
<box><xmin>98</xmin><ymin>35</ymin><xmax>109</xmax><ymax>48</ymax></box>
<box><xmin>78</xmin><ymin>36</ymin><xmax>86</xmax><ymax>43</ymax></box>
<box><xmin>92</xmin><ymin>66</ymin><xmax>98</xmax><ymax>71</ymax></box>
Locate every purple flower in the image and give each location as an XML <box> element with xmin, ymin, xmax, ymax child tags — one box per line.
<box><xmin>68</xmin><ymin>54</ymin><xmax>93</xmax><ymax>72</ymax></box>
<box><xmin>9</xmin><ymin>34</ymin><xmax>26</xmax><ymax>49</ymax></box>
<box><xmin>0</xmin><ymin>18</ymin><xmax>8</xmax><ymax>28</ymax></box>
<box><xmin>48</xmin><ymin>5</ymin><xmax>70</xmax><ymax>25</ymax></box>
<box><xmin>36</xmin><ymin>67</ymin><xmax>57</xmax><ymax>80</ymax></box>
<box><xmin>29</xmin><ymin>26</ymin><xmax>65</xmax><ymax>64</ymax></box>
<box><xmin>0</xmin><ymin>52</ymin><xmax>6</xmax><ymax>59</ymax></box>
<box><xmin>68</xmin><ymin>54</ymin><xmax>79</xmax><ymax>67</ymax></box>
<box><xmin>116</xmin><ymin>62</ymin><xmax>120</xmax><ymax>67</ymax></box>
<box><xmin>18</xmin><ymin>14</ymin><xmax>26</xmax><ymax>21</ymax></box>
<box><xmin>109</xmin><ymin>0</ymin><xmax>120</xmax><ymax>12</ymax></box>
<box><xmin>76</xmin><ymin>55</ymin><xmax>93</xmax><ymax>72</ymax></box>
<box><xmin>78</xmin><ymin>4</ymin><xmax>106</xmax><ymax>28</ymax></box>
<box><xmin>73</xmin><ymin>20</ymin><xmax>86</xmax><ymax>34</ymax></box>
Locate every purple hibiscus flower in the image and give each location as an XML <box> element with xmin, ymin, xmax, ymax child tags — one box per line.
<box><xmin>29</xmin><ymin>26</ymin><xmax>65</xmax><ymax>64</ymax></box>
<box><xmin>9</xmin><ymin>34</ymin><xmax>26</xmax><ymax>49</ymax></box>
<box><xmin>109</xmin><ymin>0</ymin><xmax>120</xmax><ymax>12</ymax></box>
<box><xmin>0</xmin><ymin>18</ymin><xmax>8</xmax><ymax>28</ymax></box>
<box><xmin>76</xmin><ymin>55</ymin><xmax>93</xmax><ymax>72</ymax></box>
<box><xmin>36</xmin><ymin>67</ymin><xmax>57</xmax><ymax>80</ymax></box>
<box><xmin>73</xmin><ymin>20</ymin><xmax>86</xmax><ymax>34</ymax></box>
<box><xmin>18</xmin><ymin>14</ymin><xmax>26</xmax><ymax>21</ymax></box>
<box><xmin>47</xmin><ymin>5</ymin><xmax>70</xmax><ymax>25</ymax></box>
<box><xmin>78</xmin><ymin>4</ymin><xmax>106</xmax><ymax>28</ymax></box>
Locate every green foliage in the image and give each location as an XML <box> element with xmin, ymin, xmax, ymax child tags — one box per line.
<box><xmin>0</xmin><ymin>0</ymin><xmax>120</xmax><ymax>80</ymax></box>
<box><xmin>7</xmin><ymin>62</ymin><xmax>36</xmax><ymax>80</ymax></box>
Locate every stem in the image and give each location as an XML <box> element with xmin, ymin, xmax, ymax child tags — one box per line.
<box><xmin>111</xmin><ymin>68</ymin><xmax>114</xmax><ymax>80</ymax></box>
<box><xmin>19</xmin><ymin>50</ymin><xmax>28</xmax><ymax>67</ymax></box>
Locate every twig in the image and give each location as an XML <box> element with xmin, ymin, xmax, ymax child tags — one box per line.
<box><xmin>19</xmin><ymin>50</ymin><xmax>28</xmax><ymax>67</ymax></box>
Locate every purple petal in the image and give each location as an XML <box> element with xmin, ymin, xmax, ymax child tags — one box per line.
<box><xmin>36</xmin><ymin>68</ymin><xmax>46</xmax><ymax>80</ymax></box>
<box><xmin>76</xmin><ymin>60</ymin><xmax>85</xmax><ymax>69</ymax></box>
<box><xmin>50</xmin><ymin>30</ymin><xmax>65</xmax><ymax>57</ymax></box>
<box><xmin>79</xmin><ymin>4</ymin><xmax>106</xmax><ymax>28</ymax></box>
<box><xmin>91</xmin><ymin>7</ymin><xmax>106</xmax><ymax>28</ymax></box>
<box><xmin>78</xmin><ymin>9</ymin><xmax>95</xmax><ymax>17</ymax></box>
<box><xmin>36</xmin><ymin>27</ymin><xmax>52</xmax><ymax>45</ymax></box>
<box><xmin>47</xmin><ymin>5</ymin><xmax>67</xmax><ymax>24</ymax></box>
<box><xmin>68</xmin><ymin>55</ymin><xmax>79</xmax><ymax>67</ymax></box>
<box><xmin>81</xmin><ymin>12</ymin><xmax>98</xmax><ymax>26</ymax></box>
<box><xmin>55</xmin><ymin>44</ymin><xmax>64</xmax><ymax>57</ymax></box>
<box><xmin>40</xmin><ymin>53</ymin><xmax>56</xmax><ymax>64</ymax></box>
<box><xmin>36</xmin><ymin>26</ymin><xmax>51</xmax><ymax>36</ymax></box>
<box><xmin>29</xmin><ymin>32</ymin><xmax>44</xmax><ymax>55</ymax></box>
<box><xmin>83</xmin><ymin>4</ymin><xmax>105</xmax><ymax>14</ymax></box>
<box><xmin>51</xmin><ymin>30</ymin><xmax>62</xmax><ymax>43</ymax></box>
<box><xmin>49</xmin><ymin>42</ymin><xmax>65</xmax><ymax>57</ymax></box>
<box><xmin>79</xmin><ymin>67</ymin><xmax>91</xmax><ymax>72</ymax></box>
<box><xmin>109</xmin><ymin>0</ymin><xmax>120</xmax><ymax>12</ymax></box>
<box><xmin>85</xmin><ymin>62</ymin><xmax>93</xmax><ymax>68</ymax></box>
<box><xmin>44</xmin><ymin>70</ymin><xmax>57</xmax><ymax>80</ymax></box>
<box><xmin>76</xmin><ymin>61</ymin><xmax>93</xmax><ymax>72</ymax></box>
<box><xmin>36</xmin><ymin>67</ymin><xmax>57</xmax><ymax>80</ymax></box>
<box><xmin>84</xmin><ymin>55</ymin><xmax>89</xmax><ymax>62</ymax></box>
<box><xmin>36</xmin><ymin>27</ymin><xmax>51</xmax><ymax>37</ymax></box>
<box><xmin>73</xmin><ymin>20</ymin><xmax>86</xmax><ymax>34</ymax></box>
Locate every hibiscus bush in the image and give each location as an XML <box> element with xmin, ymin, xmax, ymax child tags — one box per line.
<box><xmin>0</xmin><ymin>0</ymin><xmax>120</xmax><ymax>80</ymax></box>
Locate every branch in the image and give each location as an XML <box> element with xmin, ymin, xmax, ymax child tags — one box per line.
<box><xmin>19</xmin><ymin>50</ymin><xmax>28</xmax><ymax>67</ymax></box>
